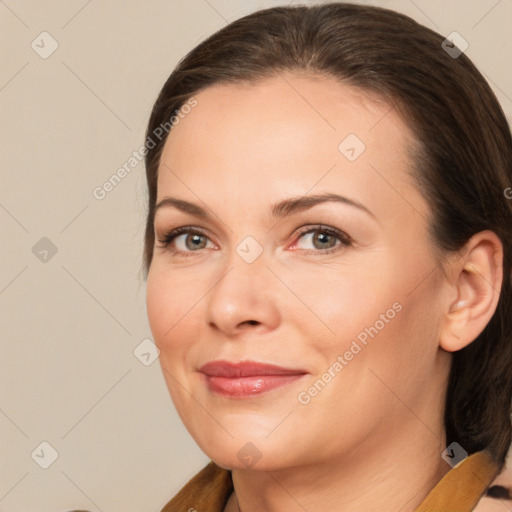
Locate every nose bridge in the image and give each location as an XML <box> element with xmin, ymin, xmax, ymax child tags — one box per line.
<box><xmin>211</xmin><ymin>236</ymin><xmax>269</xmax><ymax>308</ymax></box>
<box><xmin>204</xmin><ymin>236</ymin><xmax>280</xmax><ymax>334</ymax></box>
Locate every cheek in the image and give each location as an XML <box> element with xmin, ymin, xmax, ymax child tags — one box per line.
<box><xmin>146</xmin><ymin>267</ymin><xmax>201</xmax><ymax>349</ymax></box>
<box><xmin>146</xmin><ymin>269</ymin><xmax>167</xmax><ymax>343</ymax></box>
<box><xmin>300</xmin><ymin>256</ymin><xmax>436</xmax><ymax>371</ymax></box>
<box><xmin>146</xmin><ymin>268</ymin><xmax>201</xmax><ymax>406</ymax></box>
<box><xmin>287</xmin><ymin>260</ymin><xmax>392</xmax><ymax>346</ymax></box>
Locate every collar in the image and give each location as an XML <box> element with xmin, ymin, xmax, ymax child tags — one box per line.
<box><xmin>162</xmin><ymin>450</ymin><xmax>500</xmax><ymax>511</ymax></box>
<box><xmin>414</xmin><ymin>450</ymin><xmax>500</xmax><ymax>511</ymax></box>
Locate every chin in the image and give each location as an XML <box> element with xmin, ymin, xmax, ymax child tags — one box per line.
<box><xmin>208</xmin><ymin>451</ymin><xmax>286</xmax><ymax>472</ymax></box>
<box><xmin>194</xmin><ymin>431</ymin><xmax>303</xmax><ymax>472</ymax></box>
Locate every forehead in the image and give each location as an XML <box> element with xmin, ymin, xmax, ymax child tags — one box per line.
<box><xmin>156</xmin><ymin>72</ymin><xmax>428</xmax><ymax>226</ymax></box>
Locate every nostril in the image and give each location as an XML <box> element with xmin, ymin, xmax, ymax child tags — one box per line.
<box><xmin>242</xmin><ymin>320</ymin><xmax>259</xmax><ymax>326</ymax></box>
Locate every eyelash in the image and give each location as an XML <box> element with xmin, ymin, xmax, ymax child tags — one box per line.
<box><xmin>293</xmin><ymin>225</ymin><xmax>353</xmax><ymax>254</ymax></box>
<box><xmin>156</xmin><ymin>226</ymin><xmax>212</xmax><ymax>257</ymax></box>
<box><xmin>156</xmin><ymin>225</ymin><xmax>353</xmax><ymax>257</ymax></box>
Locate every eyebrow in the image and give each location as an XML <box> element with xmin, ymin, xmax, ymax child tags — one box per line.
<box><xmin>154</xmin><ymin>193</ymin><xmax>376</xmax><ymax>221</ymax></box>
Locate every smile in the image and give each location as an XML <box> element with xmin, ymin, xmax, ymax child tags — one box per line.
<box><xmin>198</xmin><ymin>360</ymin><xmax>308</xmax><ymax>398</ymax></box>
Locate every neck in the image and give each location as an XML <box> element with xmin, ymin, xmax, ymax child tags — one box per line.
<box><xmin>227</xmin><ymin>419</ymin><xmax>450</xmax><ymax>512</ymax></box>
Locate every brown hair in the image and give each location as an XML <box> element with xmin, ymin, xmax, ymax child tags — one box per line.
<box><xmin>142</xmin><ymin>3</ymin><xmax>512</xmax><ymax>467</ymax></box>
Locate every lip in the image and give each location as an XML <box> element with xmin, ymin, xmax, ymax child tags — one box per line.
<box><xmin>199</xmin><ymin>360</ymin><xmax>308</xmax><ymax>398</ymax></box>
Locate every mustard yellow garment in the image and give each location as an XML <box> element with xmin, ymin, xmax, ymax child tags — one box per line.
<box><xmin>161</xmin><ymin>450</ymin><xmax>500</xmax><ymax>512</ymax></box>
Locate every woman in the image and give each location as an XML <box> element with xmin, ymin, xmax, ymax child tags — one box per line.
<box><xmin>142</xmin><ymin>3</ymin><xmax>512</xmax><ymax>511</ymax></box>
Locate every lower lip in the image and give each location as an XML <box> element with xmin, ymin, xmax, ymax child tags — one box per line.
<box><xmin>201</xmin><ymin>374</ymin><xmax>306</xmax><ymax>397</ymax></box>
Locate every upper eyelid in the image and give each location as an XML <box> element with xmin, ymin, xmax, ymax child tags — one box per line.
<box><xmin>291</xmin><ymin>225</ymin><xmax>352</xmax><ymax>248</ymax></box>
<box><xmin>154</xmin><ymin>221</ymin><xmax>217</xmax><ymax>239</ymax></box>
<box><xmin>295</xmin><ymin>224</ymin><xmax>350</xmax><ymax>237</ymax></box>
<box><xmin>152</xmin><ymin>198</ymin><xmax>375</xmax><ymax>238</ymax></box>
<box><xmin>158</xmin><ymin>224</ymin><xmax>345</xmax><ymax>238</ymax></box>
<box><xmin>158</xmin><ymin>224</ymin><xmax>351</xmax><ymax>250</ymax></box>
<box><xmin>158</xmin><ymin>226</ymin><xmax>214</xmax><ymax>244</ymax></box>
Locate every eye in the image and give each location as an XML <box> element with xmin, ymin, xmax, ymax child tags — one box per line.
<box><xmin>290</xmin><ymin>225</ymin><xmax>353</xmax><ymax>254</ymax></box>
<box><xmin>156</xmin><ymin>226</ymin><xmax>215</xmax><ymax>254</ymax></box>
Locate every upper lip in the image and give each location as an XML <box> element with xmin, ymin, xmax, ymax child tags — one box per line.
<box><xmin>199</xmin><ymin>360</ymin><xmax>308</xmax><ymax>378</ymax></box>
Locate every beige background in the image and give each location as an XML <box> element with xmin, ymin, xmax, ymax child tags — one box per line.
<box><xmin>1</xmin><ymin>1</ymin><xmax>511</xmax><ymax>511</ymax></box>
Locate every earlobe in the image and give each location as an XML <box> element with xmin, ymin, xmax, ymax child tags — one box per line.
<box><xmin>439</xmin><ymin>231</ymin><xmax>503</xmax><ymax>353</ymax></box>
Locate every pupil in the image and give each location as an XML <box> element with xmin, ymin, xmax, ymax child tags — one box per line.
<box><xmin>315</xmin><ymin>232</ymin><xmax>333</xmax><ymax>249</ymax></box>
<box><xmin>187</xmin><ymin>234</ymin><xmax>205</xmax><ymax>250</ymax></box>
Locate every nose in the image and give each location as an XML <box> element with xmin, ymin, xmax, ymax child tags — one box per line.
<box><xmin>204</xmin><ymin>250</ymin><xmax>281</xmax><ymax>338</ymax></box>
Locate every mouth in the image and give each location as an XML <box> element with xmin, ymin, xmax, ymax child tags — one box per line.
<box><xmin>198</xmin><ymin>360</ymin><xmax>308</xmax><ymax>398</ymax></box>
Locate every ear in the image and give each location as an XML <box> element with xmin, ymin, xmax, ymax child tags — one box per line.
<box><xmin>439</xmin><ymin>230</ymin><xmax>504</xmax><ymax>352</ymax></box>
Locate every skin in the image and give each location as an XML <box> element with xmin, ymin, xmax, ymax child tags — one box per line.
<box><xmin>146</xmin><ymin>73</ymin><xmax>503</xmax><ymax>511</ymax></box>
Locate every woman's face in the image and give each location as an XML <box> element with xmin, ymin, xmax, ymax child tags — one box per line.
<box><xmin>146</xmin><ymin>73</ymin><xmax>452</xmax><ymax>470</ymax></box>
